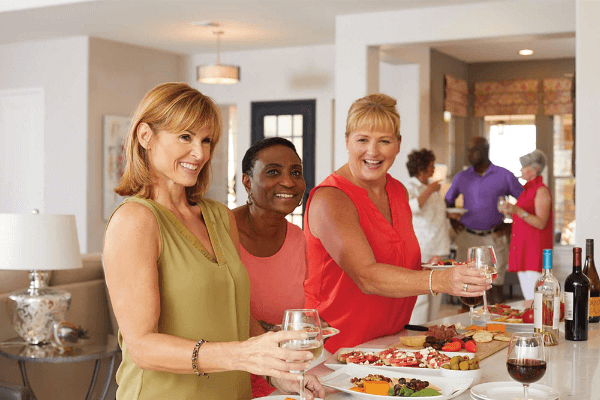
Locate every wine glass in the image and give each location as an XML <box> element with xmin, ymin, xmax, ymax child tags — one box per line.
<box><xmin>467</xmin><ymin>246</ymin><xmax>497</xmax><ymax>321</ymax></box>
<box><xmin>459</xmin><ymin>294</ymin><xmax>483</xmax><ymax>325</ymax></box>
<box><xmin>281</xmin><ymin>309</ymin><xmax>323</xmax><ymax>400</ymax></box>
<box><xmin>497</xmin><ymin>196</ymin><xmax>507</xmax><ymax>213</ymax></box>
<box><xmin>507</xmin><ymin>332</ymin><xmax>546</xmax><ymax>400</ymax></box>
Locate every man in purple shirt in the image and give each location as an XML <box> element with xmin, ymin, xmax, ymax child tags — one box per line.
<box><xmin>445</xmin><ymin>137</ymin><xmax>523</xmax><ymax>303</ymax></box>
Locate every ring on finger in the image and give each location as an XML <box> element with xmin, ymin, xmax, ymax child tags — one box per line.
<box><xmin>463</xmin><ymin>283</ymin><xmax>468</xmax><ymax>292</ymax></box>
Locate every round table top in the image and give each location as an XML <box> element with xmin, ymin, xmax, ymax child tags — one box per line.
<box><xmin>0</xmin><ymin>335</ymin><xmax>120</xmax><ymax>363</ymax></box>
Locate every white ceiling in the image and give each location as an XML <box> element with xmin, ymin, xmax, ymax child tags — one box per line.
<box><xmin>0</xmin><ymin>0</ymin><xmax>575</xmax><ymax>62</ymax></box>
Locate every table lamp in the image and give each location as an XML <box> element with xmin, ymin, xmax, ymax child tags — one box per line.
<box><xmin>0</xmin><ymin>212</ymin><xmax>83</xmax><ymax>345</ymax></box>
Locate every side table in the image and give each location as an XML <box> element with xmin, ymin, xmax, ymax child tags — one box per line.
<box><xmin>0</xmin><ymin>336</ymin><xmax>119</xmax><ymax>400</ymax></box>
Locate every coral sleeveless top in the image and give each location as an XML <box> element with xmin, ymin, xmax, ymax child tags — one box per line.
<box><xmin>508</xmin><ymin>176</ymin><xmax>554</xmax><ymax>273</ymax></box>
<box><xmin>304</xmin><ymin>173</ymin><xmax>421</xmax><ymax>353</ymax></box>
<box><xmin>109</xmin><ymin>197</ymin><xmax>251</xmax><ymax>400</ymax></box>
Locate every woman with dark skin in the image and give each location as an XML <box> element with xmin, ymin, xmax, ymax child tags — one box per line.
<box><xmin>233</xmin><ymin>138</ymin><xmax>307</xmax><ymax>330</ymax></box>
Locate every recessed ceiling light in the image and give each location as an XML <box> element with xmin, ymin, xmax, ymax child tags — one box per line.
<box><xmin>191</xmin><ymin>20</ymin><xmax>218</xmax><ymax>27</ymax></box>
<box><xmin>519</xmin><ymin>49</ymin><xmax>534</xmax><ymax>56</ymax></box>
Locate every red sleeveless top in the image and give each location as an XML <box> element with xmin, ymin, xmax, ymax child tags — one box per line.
<box><xmin>508</xmin><ymin>176</ymin><xmax>553</xmax><ymax>273</ymax></box>
<box><xmin>304</xmin><ymin>173</ymin><xmax>421</xmax><ymax>352</ymax></box>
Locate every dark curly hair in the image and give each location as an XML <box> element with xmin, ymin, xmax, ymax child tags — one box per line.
<box><xmin>242</xmin><ymin>137</ymin><xmax>300</xmax><ymax>176</ymax></box>
<box><xmin>406</xmin><ymin>149</ymin><xmax>435</xmax><ymax>177</ymax></box>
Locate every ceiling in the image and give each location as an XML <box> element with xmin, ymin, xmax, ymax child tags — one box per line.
<box><xmin>0</xmin><ymin>0</ymin><xmax>575</xmax><ymax>62</ymax></box>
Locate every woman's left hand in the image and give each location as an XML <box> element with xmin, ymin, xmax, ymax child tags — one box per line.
<box><xmin>427</xmin><ymin>255</ymin><xmax>442</xmax><ymax>266</ymax></box>
<box><xmin>272</xmin><ymin>374</ymin><xmax>325</xmax><ymax>399</ymax></box>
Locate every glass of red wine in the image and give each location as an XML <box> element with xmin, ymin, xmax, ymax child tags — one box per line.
<box><xmin>467</xmin><ymin>246</ymin><xmax>498</xmax><ymax>321</ymax></box>
<box><xmin>506</xmin><ymin>332</ymin><xmax>546</xmax><ymax>400</ymax></box>
<box><xmin>459</xmin><ymin>294</ymin><xmax>483</xmax><ymax>325</ymax></box>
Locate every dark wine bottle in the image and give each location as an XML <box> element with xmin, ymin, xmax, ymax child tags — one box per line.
<box><xmin>565</xmin><ymin>247</ymin><xmax>590</xmax><ymax>341</ymax></box>
<box><xmin>583</xmin><ymin>239</ymin><xmax>600</xmax><ymax>323</ymax></box>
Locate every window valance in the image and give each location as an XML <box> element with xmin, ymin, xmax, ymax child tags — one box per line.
<box><xmin>543</xmin><ymin>78</ymin><xmax>573</xmax><ymax>115</ymax></box>
<box><xmin>444</xmin><ymin>75</ymin><xmax>468</xmax><ymax>117</ymax></box>
<box><xmin>473</xmin><ymin>79</ymin><xmax>539</xmax><ymax>117</ymax></box>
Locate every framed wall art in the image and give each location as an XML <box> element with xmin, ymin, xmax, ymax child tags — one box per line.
<box><xmin>103</xmin><ymin>115</ymin><xmax>131</xmax><ymax>220</ymax></box>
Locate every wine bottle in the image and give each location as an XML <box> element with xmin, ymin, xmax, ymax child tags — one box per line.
<box><xmin>565</xmin><ymin>247</ymin><xmax>590</xmax><ymax>341</ymax></box>
<box><xmin>533</xmin><ymin>249</ymin><xmax>561</xmax><ymax>346</ymax></box>
<box><xmin>583</xmin><ymin>239</ymin><xmax>600</xmax><ymax>323</ymax></box>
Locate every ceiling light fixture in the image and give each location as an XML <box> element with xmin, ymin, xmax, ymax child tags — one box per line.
<box><xmin>519</xmin><ymin>49</ymin><xmax>534</xmax><ymax>56</ymax></box>
<box><xmin>197</xmin><ymin>31</ymin><xmax>240</xmax><ymax>84</ymax></box>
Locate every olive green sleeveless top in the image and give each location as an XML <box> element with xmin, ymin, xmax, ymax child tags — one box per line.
<box><xmin>110</xmin><ymin>197</ymin><xmax>251</xmax><ymax>400</ymax></box>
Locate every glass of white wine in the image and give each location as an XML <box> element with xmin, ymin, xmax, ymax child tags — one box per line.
<box><xmin>467</xmin><ymin>246</ymin><xmax>498</xmax><ymax>321</ymax></box>
<box><xmin>281</xmin><ymin>309</ymin><xmax>323</xmax><ymax>400</ymax></box>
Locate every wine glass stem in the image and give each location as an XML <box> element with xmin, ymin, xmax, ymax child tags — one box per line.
<box><xmin>469</xmin><ymin>305</ymin><xmax>474</xmax><ymax>325</ymax></box>
<box><xmin>299</xmin><ymin>372</ymin><xmax>306</xmax><ymax>400</ymax></box>
<box><xmin>482</xmin><ymin>290</ymin><xmax>489</xmax><ymax>318</ymax></box>
<box><xmin>523</xmin><ymin>383</ymin><xmax>529</xmax><ymax>400</ymax></box>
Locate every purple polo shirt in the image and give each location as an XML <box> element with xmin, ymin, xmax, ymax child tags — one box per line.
<box><xmin>445</xmin><ymin>163</ymin><xmax>523</xmax><ymax>231</ymax></box>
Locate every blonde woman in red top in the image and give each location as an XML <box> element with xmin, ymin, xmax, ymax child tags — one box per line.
<box><xmin>500</xmin><ymin>149</ymin><xmax>553</xmax><ymax>300</ymax></box>
<box><xmin>304</xmin><ymin>93</ymin><xmax>490</xmax><ymax>352</ymax></box>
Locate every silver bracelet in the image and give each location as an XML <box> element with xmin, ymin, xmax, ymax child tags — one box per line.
<box><xmin>191</xmin><ymin>339</ymin><xmax>209</xmax><ymax>377</ymax></box>
<box><xmin>429</xmin><ymin>270</ymin><xmax>439</xmax><ymax>297</ymax></box>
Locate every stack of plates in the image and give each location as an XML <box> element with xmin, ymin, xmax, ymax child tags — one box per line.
<box><xmin>470</xmin><ymin>382</ymin><xmax>559</xmax><ymax>400</ymax></box>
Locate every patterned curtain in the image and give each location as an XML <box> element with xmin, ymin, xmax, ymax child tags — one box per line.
<box><xmin>473</xmin><ymin>79</ymin><xmax>539</xmax><ymax>117</ymax></box>
<box><xmin>444</xmin><ymin>75</ymin><xmax>468</xmax><ymax>117</ymax></box>
<box><xmin>543</xmin><ymin>78</ymin><xmax>573</xmax><ymax>115</ymax></box>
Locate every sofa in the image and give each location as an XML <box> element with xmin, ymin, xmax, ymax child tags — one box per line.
<box><xmin>0</xmin><ymin>253</ymin><xmax>119</xmax><ymax>400</ymax></box>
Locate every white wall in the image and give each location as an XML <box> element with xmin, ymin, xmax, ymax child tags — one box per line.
<box><xmin>380</xmin><ymin>62</ymin><xmax>419</xmax><ymax>184</ymax></box>
<box><xmin>0</xmin><ymin>36</ymin><xmax>89</xmax><ymax>250</ymax></box>
<box><xmin>187</xmin><ymin>44</ymin><xmax>335</xmax><ymax>204</ymax></box>
<box><xmin>575</xmin><ymin>0</ymin><xmax>600</xmax><ymax>246</ymax></box>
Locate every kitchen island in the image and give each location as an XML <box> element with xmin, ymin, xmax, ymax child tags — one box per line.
<box><xmin>272</xmin><ymin>300</ymin><xmax>600</xmax><ymax>399</ymax></box>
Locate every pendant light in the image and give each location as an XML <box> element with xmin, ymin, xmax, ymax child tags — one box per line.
<box><xmin>197</xmin><ymin>31</ymin><xmax>240</xmax><ymax>84</ymax></box>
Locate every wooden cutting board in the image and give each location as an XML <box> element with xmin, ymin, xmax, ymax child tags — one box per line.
<box><xmin>387</xmin><ymin>337</ymin><xmax>510</xmax><ymax>361</ymax></box>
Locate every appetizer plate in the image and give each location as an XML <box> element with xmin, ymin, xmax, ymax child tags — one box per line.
<box><xmin>470</xmin><ymin>382</ymin><xmax>559</xmax><ymax>400</ymax></box>
<box><xmin>252</xmin><ymin>396</ymin><xmax>324</xmax><ymax>400</ymax></box>
<box><xmin>320</xmin><ymin>364</ymin><xmax>472</xmax><ymax>399</ymax></box>
<box><xmin>422</xmin><ymin>263</ymin><xmax>458</xmax><ymax>270</ymax></box>
<box><xmin>325</xmin><ymin>347</ymin><xmax>459</xmax><ymax>376</ymax></box>
<box><xmin>447</xmin><ymin>208</ymin><xmax>468</xmax><ymax>215</ymax></box>
<box><xmin>323</xmin><ymin>327</ymin><xmax>340</xmax><ymax>339</ymax></box>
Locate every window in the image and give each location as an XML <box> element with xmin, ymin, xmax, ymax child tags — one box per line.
<box><xmin>553</xmin><ymin>114</ymin><xmax>575</xmax><ymax>245</ymax></box>
<box><xmin>251</xmin><ymin>100</ymin><xmax>316</xmax><ymax>228</ymax></box>
<box><xmin>485</xmin><ymin>115</ymin><xmax>537</xmax><ymax>184</ymax></box>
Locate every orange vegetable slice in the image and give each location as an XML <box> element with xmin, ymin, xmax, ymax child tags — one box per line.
<box><xmin>364</xmin><ymin>381</ymin><xmax>390</xmax><ymax>395</ymax></box>
<box><xmin>350</xmin><ymin>387</ymin><xmax>366</xmax><ymax>393</ymax></box>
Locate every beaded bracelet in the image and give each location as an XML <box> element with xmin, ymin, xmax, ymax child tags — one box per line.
<box><xmin>191</xmin><ymin>339</ymin><xmax>209</xmax><ymax>377</ymax></box>
<box><xmin>429</xmin><ymin>270</ymin><xmax>439</xmax><ymax>297</ymax></box>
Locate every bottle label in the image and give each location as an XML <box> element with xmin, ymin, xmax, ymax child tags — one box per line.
<box><xmin>553</xmin><ymin>295</ymin><xmax>560</xmax><ymax>329</ymax></box>
<box><xmin>590</xmin><ymin>297</ymin><xmax>600</xmax><ymax>318</ymax></box>
<box><xmin>565</xmin><ymin>292</ymin><xmax>574</xmax><ymax>320</ymax></box>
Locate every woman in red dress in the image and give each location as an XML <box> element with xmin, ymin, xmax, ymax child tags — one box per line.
<box><xmin>303</xmin><ymin>93</ymin><xmax>490</xmax><ymax>352</ymax></box>
<box><xmin>500</xmin><ymin>149</ymin><xmax>553</xmax><ymax>300</ymax></box>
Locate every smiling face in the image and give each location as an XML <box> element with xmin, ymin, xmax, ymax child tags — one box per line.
<box><xmin>143</xmin><ymin>125</ymin><xmax>212</xmax><ymax>188</ymax></box>
<box><xmin>345</xmin><ymin>130</ymin><xmax>400</xmax><ymax>183</ymax></box>
<box><xmin>245</xmin><ymin>145</ymin><xmax>306</xmax><ymax>216</ymax></box>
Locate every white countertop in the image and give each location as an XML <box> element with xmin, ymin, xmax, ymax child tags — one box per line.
<box><xmin>273</xmin><ymin>300</ymin><xmax>600</xmax><ymax>399</ymax></box>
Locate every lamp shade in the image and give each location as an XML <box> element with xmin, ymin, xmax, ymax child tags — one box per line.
<box><xmin>0</xmin><ymin>214</ymin><xmax>82</xmax><ymax>271</ymax></box>
<box><xmin>197</xmin><ymin>65</ymin><xmax>240</xmax><ymax>84</ymax></box>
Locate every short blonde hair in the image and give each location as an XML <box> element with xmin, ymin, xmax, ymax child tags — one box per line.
<box><xmin>115</xmin><ymin>82</ymin><xmax>222</xmax><ymax>203</ymax></box>
<box><xmin>345</xmin><ymin>93</ymin><xmax>400</xmax><ymax>139</ymax></box>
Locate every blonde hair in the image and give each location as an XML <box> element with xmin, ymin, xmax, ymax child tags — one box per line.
<box><xmin>345</xmin><ymin>94</ymin><xmax>400</xmax><ymax>139</ymax></box>
<box><xmin>115</xmin><ymin>82</ymin><xmax>222</xmax><ymax>203</ymax></box>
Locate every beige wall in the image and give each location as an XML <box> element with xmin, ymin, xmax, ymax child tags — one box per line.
<box><xmin>87</xmin><ymin>38</ymin><xmax>186</xmax><ymax>252</ymax></box>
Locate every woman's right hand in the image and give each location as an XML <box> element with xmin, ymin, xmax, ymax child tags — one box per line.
<box><xmin>437</xmin><ymin>263</ymin><xmax>491</xmax><ymax>297</ymax></box>
<box><xmin>232</xmin><ymin>330</ymin><xmax>313</xmax><ymax>381</ymax></box>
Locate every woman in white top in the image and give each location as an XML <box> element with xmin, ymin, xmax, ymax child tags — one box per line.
<box><xmin>405</xmin><ymin>149</ymin><xmax>459</xmax><ymax>323</ymax></box>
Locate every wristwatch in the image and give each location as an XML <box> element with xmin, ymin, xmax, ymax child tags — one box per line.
<box><xmin>521</xmin><ymin>210</ymin><xmax>529</xmax><ymax>219</ymax></box>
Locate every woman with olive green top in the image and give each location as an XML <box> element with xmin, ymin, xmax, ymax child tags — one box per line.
<box><xmin>110</xmin><ymin>197</ymin><xmax>251</xmax><ymax>399</ymax></box>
